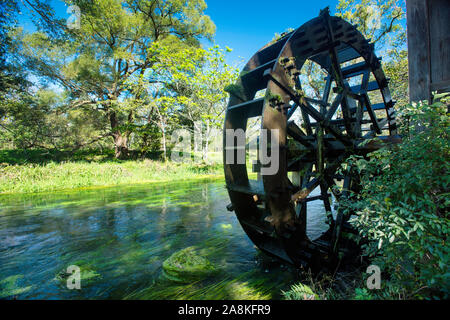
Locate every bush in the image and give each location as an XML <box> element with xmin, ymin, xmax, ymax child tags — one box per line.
<box><xmin>342</xmin><ymin>97</ymin><xmax>449</xmax><ymax>299</ymax></box>
<box><xmin>282</xmin><ymin>283</ymin><xmax>319</xmax><ymax>300</ymax></box>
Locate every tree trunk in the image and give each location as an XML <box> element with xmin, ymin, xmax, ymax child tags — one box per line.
<box><xmin>161</xmin><ymin>126</ymin><xmax>167</xmax><ymax>161</ymax></box>
<box><xmin>203</xmin><ymin>121</ymin><xmax>210</xmax><ymax>162</ymax></box>
<box><xmin>113</xmin><ymin>133</ymin><xmax>129</xmax><ymax>159</ymax></box>
<box><xmin>110</xmin><ymin>111</ymin><xmax>129</xmax><ymax>159</ymax></box>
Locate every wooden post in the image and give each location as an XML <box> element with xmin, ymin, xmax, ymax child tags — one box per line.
<box><xmin>407</xmin><ymin>0</ymin><xmax>450</xmax><ymax>103</ymax></box>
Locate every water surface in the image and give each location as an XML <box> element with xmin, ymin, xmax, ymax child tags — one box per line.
<box><xmin>0</xmin><ymin>179</ymin><xmax>329</xmax><ymax>299</ymax></box>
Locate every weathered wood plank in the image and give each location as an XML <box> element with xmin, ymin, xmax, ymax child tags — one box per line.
<box><xmin>407</xmin><ymin>0</ymin><xmax>450</xmax><ymax>102</ymax></box>
<box><xmin>406</xmin><ymin>0</ymin><xmax>432</xmax><ymax>102</ymax></box>
<box><xmin>428</xmin><ymin>0</ymin><xmax>450</xmax><ymax>92</ymax></box>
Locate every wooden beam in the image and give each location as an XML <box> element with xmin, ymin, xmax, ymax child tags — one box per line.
<box><xmin>428</xmin><ymin>0</ymin><xmax>450</xmax><ymax>95</ymax></box>
<box><xmin>406</xmin><ymin>0</ymin><xmax>432</xmax><ymax>103</ymax></box>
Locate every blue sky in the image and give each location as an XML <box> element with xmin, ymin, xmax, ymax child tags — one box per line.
<box><xmin>204</xmin><ymin>0</ymin><xmax>339</xmax><ymax>65</ymax></box>
<box><xmin>18</xmin><ymin>0</ymin><xmax>339</xmax><ymax>66</ymax></box>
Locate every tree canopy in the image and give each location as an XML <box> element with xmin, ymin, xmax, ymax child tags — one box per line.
<box><xmin>12</xmin><ymin>0</ymin><xmax>218</xmax><ymax>158</ymax></box>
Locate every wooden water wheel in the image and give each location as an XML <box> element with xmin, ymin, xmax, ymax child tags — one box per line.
<box><xmin>223</xmin><ymin>8</ymin><xmax>401</xmax><ymax>269</ymax></box>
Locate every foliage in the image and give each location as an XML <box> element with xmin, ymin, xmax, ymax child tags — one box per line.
<box><xmin>144</xmin><ymin>43</ymin><xmax>239</xmax><ymax>161</ymax></box>
<box><xmin>336</xmin><ymin>0</ymin><xmax>408</xmax><ymax>105</ymax></box>
<box><xmin>1</xmin><ymin>88</ymin><xmax>110</xmax><ymax>150</ymax></box>
<box><xmin>16</xmin><ymin>0</ymin><xmax>215</xmax><ymax>158</ymax></box>
<box><xmin>342</xmin><ymin>98</ymin><xmax>449</xmax><ymax>299</ymax></box>
<box><xmin>282</xmin><ymin>283</ymin><xmax>319</xmax><ymax>300</ymax></box>
<box><xmin>127</xmin><ymin>272</ymin><xmax>274</xmax><ymax>300</ymax></box>
<box><xmin>4</xmin><ymin>1</ymin><xmax>236</xmax><ymax>160</ymax></box>
<box><xmin>336</xmin><ymin>0</ymin><xmax>405</xmax><ymax>51</ymax></box>
<box><xmin>383</xmin><ymin>47</ymin><xmax>409</xmax><ymax>107</ymax></box>
<box><xmin>0</xmin><ymin>148</ymin><xmax>117</xmax><ymax>165</ymax></box>
<box><xmin>353</xmin><ymin>288</ymin><xmax>374</xmax><ymax>300</ymax></box>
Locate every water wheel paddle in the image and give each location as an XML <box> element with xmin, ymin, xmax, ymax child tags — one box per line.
<box><xmin>223</xmin><ymin>8</ymin><xmax>401</xmax><ymax>269</ymax></box>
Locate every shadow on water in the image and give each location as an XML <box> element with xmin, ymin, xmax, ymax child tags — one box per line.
<box><xmin>0</xmin><ymin>178</ymin><xmax>330</xmax><ymax>300</ymax></box>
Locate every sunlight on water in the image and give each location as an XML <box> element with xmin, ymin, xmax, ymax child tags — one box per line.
<box><xmin>0</xmin><ymin>179</ymin><xmax>329</xmax><ymax>299</ymax></box>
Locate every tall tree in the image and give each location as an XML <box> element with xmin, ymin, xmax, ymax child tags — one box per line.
<box><xmin>18</xmin><ymin>0</ymin><xmax>215</xmax><ymax>158</ymax></box>
<box><xmin>336</xmin><ymin>0</ymin><xmax>408</xmax><ymax>105</ymax></box>
<box><xmin>144</xmin><ymin>43</ymin><xmax>238</xmax><ymax>162</ymax></box>
<box><xmin>336</xmin><ymin>0</ymin><xmax>405</xmax><ymax>52</ymax></box>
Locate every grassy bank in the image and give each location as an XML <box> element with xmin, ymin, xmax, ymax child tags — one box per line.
<box><xmin>0</xmin><ymin>160</ymin><xmax>224</xmax><ymax>194</ymax></box>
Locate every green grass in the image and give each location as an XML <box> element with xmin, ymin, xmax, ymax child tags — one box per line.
<box><xmin>0</xmin><ymin>148</ymin><xmax>118</xmax><ymax>165</ymax></box>
<box><xmin>0</xmin><ymin>160</ymin><xmax>225</xmax><ymax>194</ymax></box>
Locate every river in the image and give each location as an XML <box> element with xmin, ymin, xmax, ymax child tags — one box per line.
<box><xmin>0</xmin><ymin>178</ymin><xmax>329</xmax><ymax>299</ymax></box>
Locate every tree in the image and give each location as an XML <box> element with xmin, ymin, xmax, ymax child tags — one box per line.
<box><xmin>0</xmin><ymin>0</ymin><xmax>25</xmax><ymax>100</ymax></box>
<box><xmin>336</xmin><ymin>0</ymin><xmax>408</xmax><ymax>104</ymax></box>
<box><xmin>336</xmin><ymin>0</ymin><xmax>405</xmax><ymax>52</ymax></box>
<box><xmin>145</xmin><ymin>43</ymin><xmax>239</xmax><ymax>162</ymax></box>
<box><xmin>18</xmin><ymin>0</ymin><xmax>215</xmax><ymax>158</ymax></box>
<box><xmin>0</xmin><ymin>0</ymin><xmax>35</xmax><ymax>149</ymax></box>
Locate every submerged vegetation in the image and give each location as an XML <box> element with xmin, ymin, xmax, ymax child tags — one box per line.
<box><xmin>0</xmin><ymin>275</ymin><xmax>33</xmax><ymax>299</ymax></box>
<box><xmin>162</xmin><ymin>247</ymin><xmax>217</xmax><ymax>283</ymax></box>
<box><xmin>0</xmin><ymin>180</ymin><xmax>299</xmax><ymax>300</ymax></box>
<box><xmin>55</xmin><ymin>261</ymin><xmax>102</xmax><ymax>285</ymax></box>
<box><xmin>128</xmin><ymin>272</ymin><xmax>277</xmax><ymax>300</ymax></box>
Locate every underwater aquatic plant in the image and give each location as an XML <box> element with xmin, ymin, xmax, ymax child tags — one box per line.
<box><xmin>0</xmin><ymin>275</ymin><xmax>33</xmax><ymax>299</ymax></box>
<box><xmin>162</xmin><ymin>246</ymin><xmax>216</xmax><ymax>283</ymax></box>
<box><xmin>54</xmin><ymin>261</ymin><xmax>102</xmax><ymax>286</ymax></box>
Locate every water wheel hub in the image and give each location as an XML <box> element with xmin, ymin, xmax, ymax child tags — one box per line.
<box><xmin>223</xmin><ymin>9</ymin><xmax>400</xmax><ymax>269</ymax></box>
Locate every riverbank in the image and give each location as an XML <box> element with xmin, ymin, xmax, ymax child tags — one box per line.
<box><xmin>0</xmin><ymin>160</ymin><xmax>225</xmax><ymax>194</ymax></box>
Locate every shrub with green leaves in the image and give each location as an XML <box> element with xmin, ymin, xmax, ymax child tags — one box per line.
<box><xmin>342</xmin><ymin>97</ymin><xmax>449</xmax><ymax>299</ymax></box>
<box><xmin>282</xmin><ymin>283</ymin><xmax>319</xmax><ymax>300</ymax></box>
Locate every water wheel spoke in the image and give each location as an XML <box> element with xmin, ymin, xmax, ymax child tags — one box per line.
<box><xmin>362</xmin><ymin>94</ymin><xmax>382</xmax><ymax>134</ymax></box>
<box><xmin>301</xmin><ymin>107</ymin><xmax>314</xmax><ymax>136</ymax></box>
<box><xmin>320</xmin><ymin>182</ymin><xmax>334</xmax><ymax>226</ymax></box>
<box><xmin>287</xmin><ymin>102</ymin><xmax>299</xmax><ymax>119</ymax></box>
<box><xmin>305</xmin><ymin>97</ymin><xmax>328</xmax><ymax>108</ymax></box>
<box><xmin>268</xmin><ymin>69</ymin><xmax>353</xmax><ymax>147</ymax></box>
<box><xmin>325</xmin><ymin>93</ymin><xmax>344</xmax><ymax>120</ymax></box>
<box><xmin>316</xmin><ymin>124</ymin><xmax>325</xmax><ymax>176</ymax></box>
<box><xmin>291</xmin><ymin>176</ymin><xmax>321</xmax><ymax>202</ymax></box>
<box><xmin>322</xmin><ymin>16</ymin><xmax>355</xmax><ymax>138</ymax></box>
<box><xmin>287</xmin><ymin>121</ymin><xmax>315</xmax><ymax>149</ymax></box>
<box><xmin>224</xmin><ymin>8</ymin><xmax>398</xmax><ymax>268</ymax></box>
<box><xmin>322</xmin><ymin>76</ymin><xmax>332</xmax><ymax>108</ymax></box>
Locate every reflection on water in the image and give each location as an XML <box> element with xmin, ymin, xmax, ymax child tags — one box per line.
<box><xmin>0</xmin><ymin>179</ymin><xmax>330</xmax><ymax>299</ymax></box>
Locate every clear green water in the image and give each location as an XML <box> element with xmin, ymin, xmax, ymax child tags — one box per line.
<box><xmin>0</xmin><ymin>178</ymin><xmax>328</xmax><ymax>300</ymax></box>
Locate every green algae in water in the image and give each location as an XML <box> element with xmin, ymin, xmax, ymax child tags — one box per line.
<box><xmin>162</xmin><ymin>247</ymin><xmax>216</xmax><ymax>283</ymax></box>
<box><xmin>55</xmin><ymin>261</ymin><xmax>102</xmax><ymax>285</ymax></box>
<box><xmin>119</xmin><ymin>247</ymin><xmax>147</xmax><ymax>264</ymax></box>
<box><xmin>0</xmin><ymin>275</ymin><xmax>33</xmax><ymax>299</ymax></box>
<box><xmin>0</xmin><ymin>180</ymin><xmax>305</xmax><ymax>299</ymax></box>
<box><xmin>219</xmin><ymin>223</ymin><xmax>232</xmax><ymax>230</ymax></box>
<box><xmin>125</xmin><ymin>270</ymin><xmax>279</xmax><ymax>300</ymax></box>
